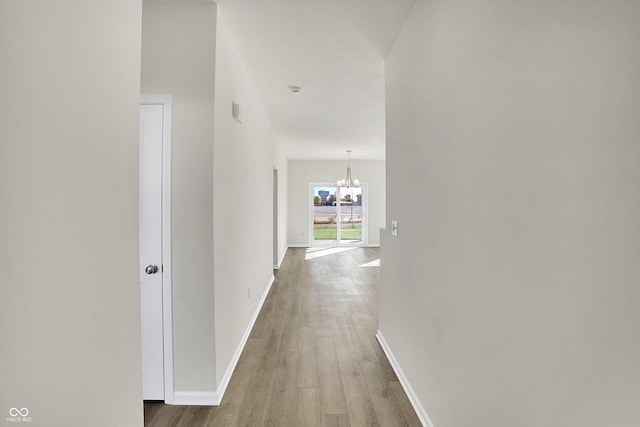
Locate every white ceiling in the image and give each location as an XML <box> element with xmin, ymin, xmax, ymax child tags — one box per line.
<box><xmin>213</xmin><ymin>0</ymin><xmax>416</xmax><ymax>160</ymax></box>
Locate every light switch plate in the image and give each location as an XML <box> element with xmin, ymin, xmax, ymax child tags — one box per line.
<box><xmin>391</xmin><ymin>220</ymin><xmax>398</xmax><ymax>237</ymax></box>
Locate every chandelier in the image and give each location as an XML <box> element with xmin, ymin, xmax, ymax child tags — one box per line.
<box><xmin>337</xmin><ymin>150</ymin><xmax>360</xmax><ymax>188</ymax></box>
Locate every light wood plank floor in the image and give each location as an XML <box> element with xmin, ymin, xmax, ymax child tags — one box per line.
<box><xmin>144</xmin><ymin>247</ymin><xmax>421</xmax><ymax>427</ymax></box>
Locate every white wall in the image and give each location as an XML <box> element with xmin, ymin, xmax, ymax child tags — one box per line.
<box><xmin>141</xmin><ymin>3</ymin><xmax>217</xmax><ymax>394</ymax></box>
<box><xmin>213</xmin><ymin>11</ymin><xmax>285</xmax><ymax>389</ymax></box>
<box><xmin>288</xmin><ymin>160</ymin><xmax>385</xmax><ymax>246</ymax></box>
<box><xmin>0</xmin><ymin>1</ymin><xmax>143</xmax><ymax>426</ymax></box>
<box><xmin>382</xmin><ymin>1</ymin><xmax>640</xmax><ymax>426</ymax></box>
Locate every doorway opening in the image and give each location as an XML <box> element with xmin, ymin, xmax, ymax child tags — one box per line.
<box><xmin>309</xmin><ymin>183</ymin><xmax>367</xmax><ymax>246</ymax></box>
<box><xmin>273</xmin><ymin>168</ymin><xmax>279</xmax><ymax>268</ymax></box>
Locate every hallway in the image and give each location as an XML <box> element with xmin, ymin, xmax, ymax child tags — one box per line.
<box><xmin>144</xmin><ymin>247</ymin><xmax>421</xmax><ymax>426</ymax></box>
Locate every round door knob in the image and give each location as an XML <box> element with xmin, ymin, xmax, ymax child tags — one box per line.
<box><xmin>145</xmin><ymin>264</ymin><xmax>159</xmax><ymax>274</ymax></box>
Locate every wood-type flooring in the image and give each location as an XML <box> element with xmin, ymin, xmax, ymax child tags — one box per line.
<box><xmin>144</xmin><ymin>247</ymin><xmax>421</xmax><ymax>427</ymax></box>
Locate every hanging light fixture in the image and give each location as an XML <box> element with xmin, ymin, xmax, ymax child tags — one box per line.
<box><xmin>337</xmin><ymin>150</ymin><xmax>360</xmax><ymax>188</ymax></box>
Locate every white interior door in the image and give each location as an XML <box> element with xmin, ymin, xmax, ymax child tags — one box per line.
<box><xmin>140</xmin><ymin>104</ymin><xmax>164</xmax><ymax>400</ymax></box>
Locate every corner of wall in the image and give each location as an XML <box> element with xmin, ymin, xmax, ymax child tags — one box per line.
<box><xmin>215</xmin><ymin>275</ymin><xmax>276</xmax><ymax>403</ymax></box>
<box><xmin>376</xmin><ymin>330</ymin><xmax>434</xmax><ymax>427</ymax></box>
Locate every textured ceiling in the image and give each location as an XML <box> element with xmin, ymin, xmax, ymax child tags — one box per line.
<box><xmin>214</xmin><ymin>0</ymin><xmax>416</xmax><ymax>160</ymax></box>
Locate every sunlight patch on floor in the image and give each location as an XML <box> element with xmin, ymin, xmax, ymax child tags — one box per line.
<box><xmin>359</xmin><ymin>259</ymin><xmax>380</xmax><ymax>267</ymax></box>
<box><xmin>305</xmin><ymin>246</ymin><xmax>358</xmax><ymax>260</ymax></box>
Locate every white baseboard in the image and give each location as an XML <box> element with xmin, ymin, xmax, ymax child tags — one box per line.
<box><xmin>289</xmin><ymin>243</ymin><xmax>380</xmax><ymax>248</ymax></box>
<box><xmin>274</xmin><ymin>247</ymin><xmax>288</xmax><ymax>269</ymax></box>
<box><xmin>376</xmin><ymin>330</ymin><xmax>434</xmax><ymax>427</ymax></box>
<box><xmin>215</xmin><ymin>274</ymin><xmax>276</xmax><ymax>404</ymax></box>
<box><xmin>172</xmin><ymin>391</ymin><xmax>217</xmax><ymax>406</ymax></box>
